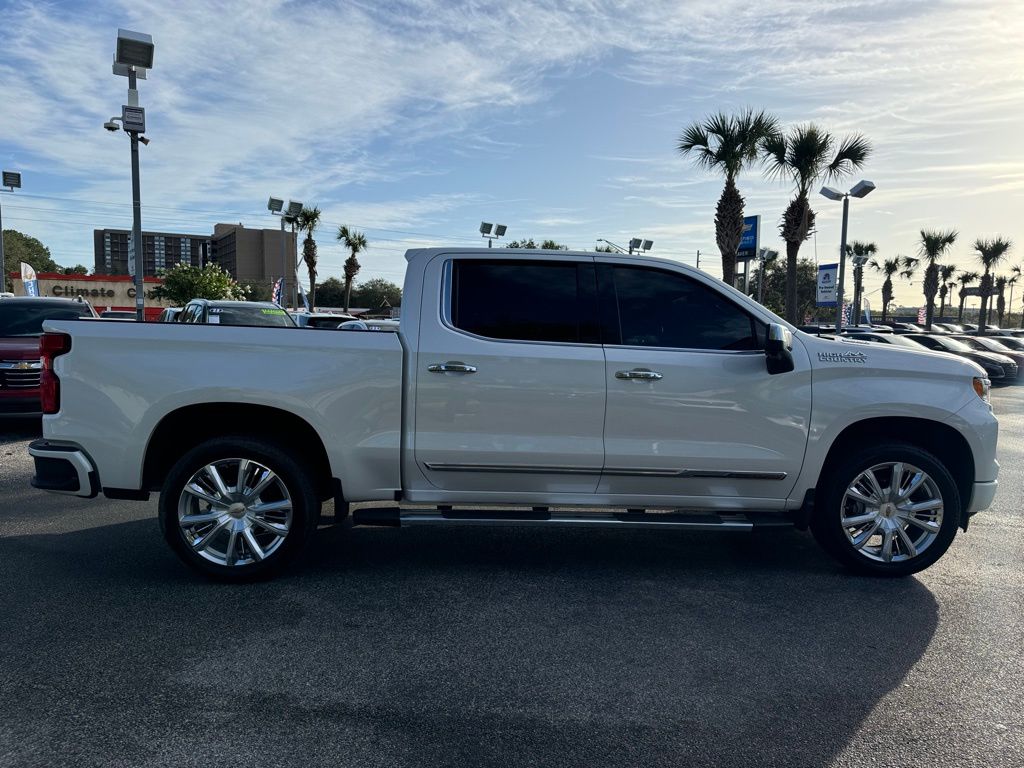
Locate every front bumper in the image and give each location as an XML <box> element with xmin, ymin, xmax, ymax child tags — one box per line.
<box><xmin>967</xmin><ymin>479</ymin><xmax>998</xmax><ymax>516</ymax></box>
<box><xmin>0</xmin><ymin>393</ymin><xmax>41</xmax><ymax>414</ymax></box>
<box><xmin>28</xmin><ymin>439</ymin><xmax>99</xmax><ymax>498</ymax></box>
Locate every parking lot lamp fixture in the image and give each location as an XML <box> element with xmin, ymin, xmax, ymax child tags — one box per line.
<box><xmin>0</xmin><ymin>171</ymin><xmax>22</xmax><ymax>291</ymax></box>
<box><xmin>109</xmin><ymin>29</ymin><xmax>154</xmax><ymax>321</ymax></box>
<box><xmin>269</xmin><ymin>198</ymin><xmax>302</xmax><ymax>307</ymax></box>
<box><xmin>480</xmin><ymin>222</ymin><xmax>507</xmax><ymax>248</ymax></box>
<box><xmin>596</xmin><ymin>238</ymin><xmax>627</xmax><ymax>253</ymax></box>
<box><xmin>820</xmin><ymin>180</ymin><xmax>875</xmax><ymax>330</ymax></box>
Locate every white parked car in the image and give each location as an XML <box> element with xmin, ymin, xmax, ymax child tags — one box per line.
<box><xmin>28</xmin><ymin>248</ymin><xmax>998</xmax><ymax>580</ymax></box>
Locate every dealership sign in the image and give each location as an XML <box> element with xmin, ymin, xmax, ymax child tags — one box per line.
<box><xmin>13</xmin><ymin>274</ymin><xmax>168</xmax><ymax>307</ymax></box>
<box><xmin>817</xmin><ymin>263</ymin><xmax>838</xmax><ymax>307</ymax></box>
<box><xmin>737</xmin><ymin>215</ymin><xmax>760</xmax><ymax>262</ymax></box>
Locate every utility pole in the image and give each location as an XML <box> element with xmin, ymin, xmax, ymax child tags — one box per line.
<box><xmin>696</xmin><ymin>249</ymin><xmax>700</xmax><ymax>270</ymax></box>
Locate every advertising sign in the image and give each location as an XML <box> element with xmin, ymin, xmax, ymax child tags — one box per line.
<box><xmin>817</xmin><ymin>263</ymin><xmax>838</xmax><ymax>307</ymax></box>
<box><xmin>737</xmin><ymin>215</ymin><xmax>760</xmax><ymax>262</ymax></box>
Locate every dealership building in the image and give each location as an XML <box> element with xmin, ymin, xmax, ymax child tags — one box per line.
<box><xmin>10</xmin><ymin>273</ymin><xmax>170</xmax><ymax>321</ymax></box>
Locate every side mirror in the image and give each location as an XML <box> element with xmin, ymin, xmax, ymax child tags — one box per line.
<box><xmin>765</xmin><ymin>323</ymin><xmax>795</xmax><ymax>375</ymax></box>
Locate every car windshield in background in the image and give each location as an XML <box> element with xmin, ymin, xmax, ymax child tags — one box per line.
<box><xmin>957</xmin><ymin>336</ymin><xmax>1010</xmax><ymax>353</ymax></box>
<box><xmin>927</xmin><ymin>336</ymin><xmax>975</xmax><ymax>353</ymax></box>
<box><xmin>208</xmin><ymin>306</ymin><xmax>295</xmax><ymax>327</ymax></box>
<box><xmin>0</xmin><ymin>303</ymin><xmax>93</xmax><ymax>336</ymax></box>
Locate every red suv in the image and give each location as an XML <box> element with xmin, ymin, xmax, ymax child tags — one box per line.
<box><xmin>0</xmin><ymin>297</ymin><xmax>98</xmax><ymax>414</ymax></box>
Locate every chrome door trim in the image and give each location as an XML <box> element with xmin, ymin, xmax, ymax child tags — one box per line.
<box><xmin>424</xmin><ymin>462</ymin><xmax>787</xmax><ymax>480</ymax></box>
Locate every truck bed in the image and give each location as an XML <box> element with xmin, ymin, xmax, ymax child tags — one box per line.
<box><xmin>41</xmin><ymin>320</ymin><xmax>405</xmax><ymax>499</ymax></box>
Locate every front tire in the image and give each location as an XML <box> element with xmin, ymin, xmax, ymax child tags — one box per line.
<box><xmin>159</xmin><ymin>437</ymin><xmax>319</xmax><ymax>581</ymax></box>
<box><xmin>811</xmin><ymin>443</ymin><xmax>960</xmax><ymax>577</ymax></box>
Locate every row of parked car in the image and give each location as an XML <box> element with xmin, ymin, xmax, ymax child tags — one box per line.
<box><xmin>156</xmin><ymin>299</ymin><xmax>400</xmax><ymax>331</ymax></box>
<box><xmin>800</xmin><ymin>320</ymin><xmax>1024</xmax><ymax>385</ymax></box>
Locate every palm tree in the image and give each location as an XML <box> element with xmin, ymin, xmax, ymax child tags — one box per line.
<box><xmin>336</xmin><ymin>225</ymin><xmax>368</xmax><ymax>312</ymax></box>
<box><xmin>955</xmin><ymin>271</ymin><xmax>979</xmax><ymax>323</ymax></box>
<box><xmin>678</xmin><ymin>109</ymin><xmax>779</xmax><ymax>287</ymax></box>
<box><xmin>995</xmin><ymin>276</ymin><xmax>1008</xmax><ymax>327</ymax></box>
<box><xmin>1011</xmin><ymin>265</ymin><xmax>1022</xmax><ymax>328</ymax></box>
<box><xmin>762</xmin><ymin>125</ymin><xmax>871</xmax><ymax>323</ymax></box>
<box><xmin>868</xmin><ymin>256</ymin><xmax>902</xmax><ymax>323</ymax></box>
<box><xmin>845</xmin><ymin>241</ymin><xmax>876</xmax><ymax>324</ymax></box>
<box><xmin>937</xmin><ymin>264</ymin><xmax>957</xmax><ymax>321</ymax></box>
<box><xmin>974</xmin><ymin>237</ymin><xmax>1013</xmax><ymax>334</ymax></box>
<box><xmin>297</xmin><ymin>206</ymin><xmax>322</xmax><ymax>310</ymax></box>
<box><xmin>917</xmin><ymin>229</ymin><xmax>957</xmax><ymax>331</ymax></box>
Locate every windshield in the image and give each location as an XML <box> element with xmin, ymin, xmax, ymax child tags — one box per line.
<box><xmin>877</xmin><ymin>334</ymin><xmax>927</xmax><ymax>349</ymax></box>
<box><xmin>927</xmin><ymin>336</ymin><xmax>975</xmax><ymax>353</ymax></box>
<box><xmin>208</xmin><ymin>306</ymin><xmax>295</xmax><ymax>327</ymax></box>
<box><xmin>0</xmin><ymin>303</ymin><xmax>94</xmax><ymax>336</ymax></box>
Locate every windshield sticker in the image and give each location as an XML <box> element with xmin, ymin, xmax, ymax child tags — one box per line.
<box><xmin>818</xmin><ymin>351</ymin><xmax>867</xmax><ymax>364</ymax></box>
<box><xmin>208</xmin><ymin>315</ymin><xmax>220</xmax><ymax>324</ymax></box>
<box><xmin>261</xmin><ymin>308</ymin><xmax>286</xmax><ymax>315</ymax></box>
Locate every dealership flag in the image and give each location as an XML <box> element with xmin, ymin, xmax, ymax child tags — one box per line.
<box><xmin>271</xmin><ymin>277</ymin><xmax>283</xmax><ymax>306</ymax></box>
<box><xmin>917</xmin><ymin>306</ymin><xmax>927</xmax><ymax>324</ymax></box>
<box><xmin>20</xmin><ymin>262</ymin><xmax>39</xmax><ymax>297</ymax></box>
<box><xmin>298</xmin><ymin>283</ymin><xmax>310</xmax><ymax>312</ymax></box>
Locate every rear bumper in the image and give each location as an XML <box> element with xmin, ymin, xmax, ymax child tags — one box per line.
<box><xmin>28</xmin><ymin>439</ymin><xmax>99</xmax><ymax>498</ymax></box>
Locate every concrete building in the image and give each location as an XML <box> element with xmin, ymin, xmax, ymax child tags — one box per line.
<box><xmin>93</xmin><ymin>229</ymin><xmax>211</xmax><ymax>276</ymax></box>
<box><xmin>209</xmin><ymin>223</ymin><xmax>297</xmax><ymax>289</ymax></box>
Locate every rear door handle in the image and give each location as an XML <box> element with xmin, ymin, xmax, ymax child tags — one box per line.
<box><xmin>428</xmin><ymin>361</ymin><xmax>477</xmax><ymax>373</ymax></box>
<box><xmin>615</xmin><ymin>368</ymin><xmax>663</xmax><ymax>381</ymax></box>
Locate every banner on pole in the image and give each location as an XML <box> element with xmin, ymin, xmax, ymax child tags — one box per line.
<box><xmin>20</xmin><ymin>262</ymin><xmax>39</xmax><ymax>297</ymax></box>
<box><xmin>816</xmin><ymin>263</ymin><xmax>838</xmax><ymax>307</ymax></box>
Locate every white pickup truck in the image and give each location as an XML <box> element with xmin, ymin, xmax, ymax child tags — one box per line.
<box><xmin>29</xmin><ymin>248</ymin><xmax>998</xmax><ymax>580</ymax></box>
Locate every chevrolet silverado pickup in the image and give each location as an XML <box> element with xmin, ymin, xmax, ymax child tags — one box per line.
<box><xmin>28</xmin><ymin>248</ymin><xmax>999</xmax><ymax>580</ymax></box>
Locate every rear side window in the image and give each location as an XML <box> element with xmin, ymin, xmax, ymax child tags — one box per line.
<box><xmin>449</xmin><ymin>260</ymin><xmax>598</xmax><ymax>344</ymax></box>
<box><xmin>604</xmin><ymin>265</ymin><xmax>764</xmax><ymax>351</ymax></box>
<box><xmin>0</xmin><ymin>303</ymin><xmax>92</xmax><ymax>337</ymax></box>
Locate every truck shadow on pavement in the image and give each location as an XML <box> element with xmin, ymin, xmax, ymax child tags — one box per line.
<box><xmin>0</xmin><ymin>513</ymin><xmax>939</xmax><ymax>768</ymax></box>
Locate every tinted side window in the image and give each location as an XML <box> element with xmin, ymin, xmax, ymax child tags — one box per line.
<box><xmin>450</xmin><ymin>260</ymin><xmax>598</xmax><ymax>344</ymax></box>
<box><xmin>608</xmin><ymin>266</ymin><xmax>763</xmax><ymax>351</ymax></box>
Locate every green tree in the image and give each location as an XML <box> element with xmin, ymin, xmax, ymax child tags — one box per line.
<box><xmin>151</xmin><ymin>263</ymin><xmax>246</xmax><ymax>305</ymax></box>
<box><xmin>955</xmin><ymin>271</ymin><xmax>979</xmax><ymax>323</ymax></box>
<box><xmin>315</xmin><ymin>277</ymin><xmax>346</xmax><ymax>308</ymax></box>
<box><xmin>594</xmin><ymin>243</ymin><xmax>616</xmax><ymax>253</ymax></box>
<box><xmin>62</xmin><ymin>264</ymin><xmax>90</xmax><ymax>275</ymax></box>
<box><xmin>762</xmin><ymin>125</ymin><xmax>871</xmax><ymax>323</ymax></box>
<box><xmin>974</xmin><ymin>237</ymin><xmax>1013</xmax><ymax>334</ymax></box>
<box><xmin>677</xmin><ymin>109</ymin><xmax>779</xmax><ymax>287</ymax></box>
<box><xmin>916</xmin><ymin>229</ymin><xmax>957</xmax><ymax>330</ymax></box>
<box><xmin>748</xmin><ymin>257</ymin><xmax>818</xmax><ymax>322</ymax></box>
<box><xmin>351</xmin><ymin>278</ymin><xmax>402</xmax><ymax>311</ymax></box>
<box><xmin>297</xmin><ymin>206</ymin><xmax>321</xmax><ymax>310</ymax></box>
<box><xmin>2</xmin><ymin>229</ymin><xmax>59</xmax><ymax>289</ymax></box>
<box><xmin>505</xmin><ymin>238</ymin><xmax>568</xmax><ymax>250</ymax></box>
<box><xmin>336</xmin><ymin>225</ymin><xmax>368</xmax><ymax>312</ymax></box>
<box><xmin>937</xmin><ymin>264</ymin><xmax>957</xmax><ymax>321</ymax></box>
<box><xmin>868</xmin><ymin>256</ymin><xmax>902</xmax><ymax>323</ymax></box>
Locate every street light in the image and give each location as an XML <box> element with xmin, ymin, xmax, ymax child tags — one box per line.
<box><xmin>0</xmin><ymin>171</ymin><xmax>21</xmax><ymax>291</ymax></box>
<box><xmin>107</xmin><ymin>28</ymin><xmax>154</xmax><ymax>321</ymax></box>
<box><xmin>480</xmin><ymin>222</ymin><xmax>507</xmax><ymax>248</ymax></box>
<box><xmin>755</xmin><ymin>247</ymin><xmax>779</xmax><ymax>304</ymax></box>
<box><xmin>820</xmin><ymin>180</ymin><xmax>875</xmax><ymax>330</ymax></box>
<box><xmin>269</xmin><ymin>197</ymin><xmax>302</xmax><ymax>307</ymax></box>
<box><xmin>629</xmin><ymin>238</ymin><xmax>653</xmax><ymax>254</ymax></box>
<box><xmin>596</xmin><ymin>238</ymin><xmax>626</xmax><ymax>253</ymax></box>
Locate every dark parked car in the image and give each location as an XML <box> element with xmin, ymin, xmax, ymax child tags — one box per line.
<box><xmin>841</xmin><ymin>332</ymin><xmax>929</xmax><ymax>350</ymax></box>
<box><xmin>952</xmin><ymin>335</ymin><xmax>1024</xmax><ymax>375</ymax></box>
<box><xmin>0</xmin><ymin>297</ymin><xmax>98</xmax><ymax>413</ymax></box>
<box><xmin>157</xmin><ymin>307</ymin><xmax>182</xmax><ymax>323</ymax></box>
<box><xmin>178</xmin><ymin>299</ymin><xmax>297</xmax><ymax>327</ymax></box>
<box><xmin>905</xmin><ymin>333</ymin><xmax>1018</xmax><ymax>384</ymax></box>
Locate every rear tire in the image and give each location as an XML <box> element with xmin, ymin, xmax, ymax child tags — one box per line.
<box><xmin>159</xmin><ymin>436</ymin><xmax>320</xmax><ymax>581</ymax></box>
<box><xmin>811</xmin><ymin>443</ymin><xmax>960</xmax><ymax>577</ymax></box>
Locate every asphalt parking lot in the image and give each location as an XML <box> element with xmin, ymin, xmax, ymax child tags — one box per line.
<box><xmin>2</xmin><ymin>391</ymin><xmax>1023</xmax><ymax>768</ymax></box>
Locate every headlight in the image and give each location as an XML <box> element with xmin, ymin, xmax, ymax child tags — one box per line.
<box><xmin>973</xmin><ymin>376</ymin><xmax>991</xmax><ymax>404</ymax></box>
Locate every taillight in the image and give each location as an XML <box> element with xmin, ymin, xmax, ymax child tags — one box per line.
<box><xmin>40</xmin><ymin>332</ymin><xmax>72</xmax><ymax>415</ymax></box>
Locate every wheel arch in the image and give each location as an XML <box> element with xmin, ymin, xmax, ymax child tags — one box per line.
<box><xmin>817</xmin><ymin>416</ymin><xmax>974</xmax><ymax>529</ymax></box>
<box><xmin>142</xmin><ymin>403</ymin><xmax>334</xmax><ymax>500</ymax></box>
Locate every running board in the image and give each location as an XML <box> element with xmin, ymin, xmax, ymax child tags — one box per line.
<box><xmin>351</xmin><ymin>507</ymin><xmax>793</xmax><ymax>531</ymax></box>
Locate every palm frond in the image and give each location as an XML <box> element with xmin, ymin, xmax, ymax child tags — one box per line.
<box><xmin>824</xmin><ymin>133</ymin><xmax>872</xmax><ymax>182</ymax></box>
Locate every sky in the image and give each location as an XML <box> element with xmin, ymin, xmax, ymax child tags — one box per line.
<box><xmin>1</xmin><ymin>0</ymin><xmax>1022</xmax><ymax>310</ymax></box>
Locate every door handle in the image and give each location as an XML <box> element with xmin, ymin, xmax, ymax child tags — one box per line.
<box><xmin>615</xmin><ymin>368</ymin><xmax>663</xmax><ymax>381</ymax></box>
<box><xmin>428</xmin><ymin>361</ymin><xmax>477</xmax><ymax>373</ymax></box>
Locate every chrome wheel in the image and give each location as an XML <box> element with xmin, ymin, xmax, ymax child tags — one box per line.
<box><xmin>841</xmin><ymin>461</ymin><xmax>944</xmax><ymax>564</ymax></box>
<box><xmin>176</xmin><ymin>458</ymin><xmax>293</xmax><ymax>567</ymax></box>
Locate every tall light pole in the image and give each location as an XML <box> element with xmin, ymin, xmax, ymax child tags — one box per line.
<box><xmin>820</xmin><ymin>180</ymin><xmax>875</xmax><ymax>330</ymax></box>
<box><xmin>756</xmin><ymin>247</ymin><xmax>778</xmax><ymax>304</ymax></box>
<box><xmin>0</xmin><ymin>171</ymin><xmax>22</xmax><ymax>292</ymax></box>
<box><xmin>269</xmin><ymin>198</ymin><xmax>302</xmax><ymax>307</ymax></box>
<box><xmin>106</xmin><ymin>29</ymin><xmax>155</xmax><ymax>321</ymax></box>
<box><xmin>480</xmin><ymin>222</ymin><xmax>507</xmax><ymax>248</ymax></box>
